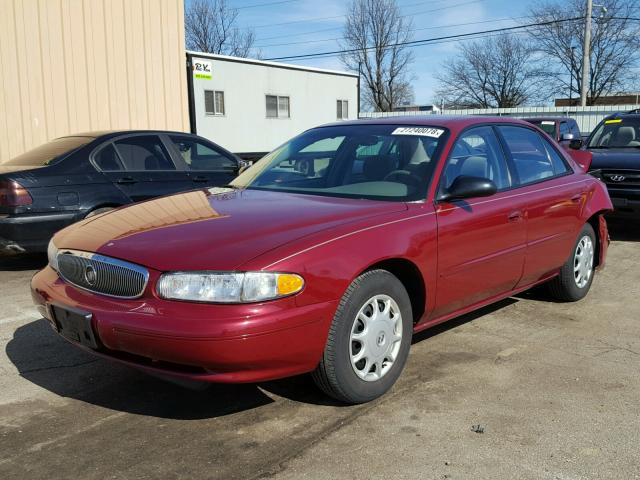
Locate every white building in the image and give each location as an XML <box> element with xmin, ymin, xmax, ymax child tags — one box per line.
<box><xmin>187</xmin><ymin>52</ymin><xmax>359</xmax><ymax>157</ymax></box>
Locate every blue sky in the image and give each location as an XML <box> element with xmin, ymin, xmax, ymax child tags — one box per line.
<box><xmin>230</xmin><ymin>0</ymin><xmax>529</xmax><ymax>107</ymax></box>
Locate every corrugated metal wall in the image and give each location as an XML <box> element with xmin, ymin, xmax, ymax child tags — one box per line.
<box><xmin>0</xmin><ymin>0</ymin><xmax>189</xmax><ymax>163</ymax></box>
<box><xmin>360</xmin><ymin>105</ymin><xmax>640</xmax><ymax>134</ymax></box>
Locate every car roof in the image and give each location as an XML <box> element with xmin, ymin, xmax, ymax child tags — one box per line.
<box><xmin>520</xmin><ymin>117</ymin><xmax>570</xmax><ymax>122</ymax></box>
<box><xmin>605</xmin><ymin>111</ymin><xmax>640</xmax><ymax>120</ymax></box>
<box><xmin>322</xmin><ymin>115</ymin><xmax>535</xmax><ymax>130</ymax></box>
<box><xmin>58</xmin><ymin>130</ymin><xmax>195</xmax><ymax>141</ymax></box>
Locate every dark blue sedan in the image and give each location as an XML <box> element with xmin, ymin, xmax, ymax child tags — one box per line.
<box><xmin>0</xmin><ymin>130</ymin><xmax>244</xmax><ymax>254</ymax></box>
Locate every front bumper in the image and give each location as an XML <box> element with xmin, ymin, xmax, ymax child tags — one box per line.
<box><xmin>31</xmin><ymin>267</ymin><xmax>337</xmax><ymax>383</ymax></box>
<box><xmin>0</xmin><ymin>211</ymin><xmax>78</xmax><ymax>254</ymax></box>
<box><xmin>608</xmin><ymin>196</ymin><xmax>640</xmax><ymax>217</ymax></box>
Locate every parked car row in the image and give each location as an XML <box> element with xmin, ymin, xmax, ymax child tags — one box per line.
<box><xmin>30</xmin><ymin>116</ymin><xmax>612</xmax><ymax>404</ymax></box>
<box><xmin>0</xmin><ymin>131</ymin><xmax>248</xmax><ymax>254</ymax></box>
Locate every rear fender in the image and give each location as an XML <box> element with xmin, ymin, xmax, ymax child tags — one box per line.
<box><xmin>567</xmin><ymin>149</ymin><xmax>593</xmax><ymax>172</ymax></box>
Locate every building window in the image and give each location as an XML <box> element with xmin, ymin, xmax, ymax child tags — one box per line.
<box><xmin>204</xmin><ymin>90</ymin><xmax>225</xmax><ymax>115</ymax></box>
<box><xmin>337</xmin><ymin>100</ymin><xmax>349</xmax><ymax>119</ymax></box>
<box><xmin>266</xmin><ymin>95</ymin><xmax>290</xmax><ymax>118</ymax></box>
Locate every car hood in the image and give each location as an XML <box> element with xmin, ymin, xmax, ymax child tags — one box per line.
<box><xmin>54</xmin><ymin>188</ymin><xmax>407</xmax><ymax>271</ymax></box>
<box><xmin>589</xmin><ymin>149</ymin><xmax>640</xmax><ymax>170</ymax></box>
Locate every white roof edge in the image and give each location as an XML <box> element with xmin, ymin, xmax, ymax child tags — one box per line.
<box><xmin>186</xmin><ymin>51</ymin><xmax>359</xmax><ymax>78</ymax></box>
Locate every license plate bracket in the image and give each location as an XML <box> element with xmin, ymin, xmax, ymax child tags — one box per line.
<box><xmin>51</xmin><ymin>305</ymin><xmax>99</xmax><ymax>350</ymax></box>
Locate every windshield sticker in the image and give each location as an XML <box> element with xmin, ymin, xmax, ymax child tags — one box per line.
<box><xmin>541</xmin><ymin>121</ymin><xmax>555</xmax><ymax>125</ymax></box>
<box><xmin>605</xmin><ymin>119</ymin><xmax>622</xmax><ymax>124</ymax></box>
<box><xmin>391</xmin><ymin>127</ymin><xmax>444</xmax><ymax>138</ymax></box>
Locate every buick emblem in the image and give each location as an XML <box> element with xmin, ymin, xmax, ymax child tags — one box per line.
<box><xmin>609</xmin><ymin>175</ymin><xmax>626</xmax><ymax>182</ymax></box>
<box><xmin>84</xmin><ymin>265</ymin><xmax>97</xmax><ymax>286</ymax></box>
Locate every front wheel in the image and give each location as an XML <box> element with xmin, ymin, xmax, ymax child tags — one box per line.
<box><xmin>312</xmin><ymin>269</ymin><xmax>413</xmax><ymax>404</ymax></box>
<box><xmin>548</xmin><ymin>223</ymin><xmax>596</xmax><ymax>301</ymax></box>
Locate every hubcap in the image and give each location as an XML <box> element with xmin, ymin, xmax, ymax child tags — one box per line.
<box><xmin>574</xmin><ymin>235</ymin><xmax>594</xmax><ymax>289</ymax></box>
<box><xmin>349</xmin><ymin>294</ymin><xmax>403</xmax><ymax>382</ymax></box>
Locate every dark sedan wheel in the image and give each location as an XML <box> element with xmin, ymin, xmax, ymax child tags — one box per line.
<box><xmin>548</xmin><ymin>223</ymin><xmax>596</xmax><ymax>301</ymax></box>
<box><xmin>312</xmin><ymin>269</ymin><xmax>412</xmax><ymax>404</ymax></box>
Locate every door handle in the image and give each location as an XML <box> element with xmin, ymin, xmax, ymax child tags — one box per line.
<box><xmin>192</xmin><ymin>175</ymin><xmax>208</xmax><ymax>182</ymax></box>
<box><xmin>508</xmin><ymin>211</ymin><xmax>523</xmax><ymax>222</ymax></box>
<box><xmin>571</xmin><ymin>194</ymin><xmax>582</xmax><ymax>203</ymax></box>
<box><xmin>116</xmin><ymin>176</ymin><xmax>137</xmax><ymax>185</ymax></box>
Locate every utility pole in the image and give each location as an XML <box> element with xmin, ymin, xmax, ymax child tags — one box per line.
<box><xmin>580</xmin><ymin>0</ymin><xmax>593</xmax><ymax>107</ymax></box>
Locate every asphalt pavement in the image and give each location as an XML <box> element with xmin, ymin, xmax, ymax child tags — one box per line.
<box><xmin>1</xmin><ymin>221</ymin><xmax>639</xmax><ymax>480</ymax></box>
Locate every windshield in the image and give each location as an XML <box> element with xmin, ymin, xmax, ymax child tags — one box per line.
<box><xmin>588</xmin><ymin>117</ymin><xmax>640</xmax><ymax>148</ymax></box>
<box><xmin>5</xmin><ymin>136</ymin><xmax>91</xmax><ymax>166</ymax></box>
<box><xmin>528</xmin><ymin>120</ymin><xmax>556</xmax><ymax>136</ymax></box>
<box><xmin>231</xmin><ymin>124</ymin><xmax>447</xmax><ymax>202</ymax></box>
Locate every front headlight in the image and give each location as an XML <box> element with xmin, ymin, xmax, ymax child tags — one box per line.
<box><xmin>47</xmin><ymin>239</ymin><xmax>59</xmax><ymax>271</ymax></box>
<box><xmin>156</xmin><ymin>271</ymin><xmax>304</xmax><ymax>303</ymax></box>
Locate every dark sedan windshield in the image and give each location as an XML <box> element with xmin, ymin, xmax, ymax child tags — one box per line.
<box><xmin>588</xmin><ymin>117</ymin><xmax>640</xmax><ymax>148</ymax></box>
<box><xmin>231</xmin><ymin>124</ymin><xmax>448</xmax><ymax>202</ymax></box>
<box><xmin>527</xmin><ymin>120</ymin><xmax>556</xmax><ymax>136</ymax></box>
<box><xmin>5</xmin><ymin>136</ymin><xmax>91</xmax><ymax>166</ymax></box>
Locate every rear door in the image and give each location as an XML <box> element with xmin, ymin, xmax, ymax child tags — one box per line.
<box><xmin>496</xmin><ymin>125</ymin><xmax>585</xmax><ymax>286</ymax></box>
<box><xmin>96</xmin><ymin>134</ymin><xmax>192</xmax><ymax>203</ymax></box>
<box><xmin>433</xmin><ymin>125</ymin><xmax>527</xmax><ymax>318</ymax></box>
<box><xmin>166</xmin><ymin>135</ymin><xmax>239</xmax><ymax>188</ymax></box>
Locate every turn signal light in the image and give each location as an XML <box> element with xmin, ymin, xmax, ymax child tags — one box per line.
<box><xmin>0</xmin><ymin>180</ymin><xmax>32</xmax><ymax>207</ymax></box>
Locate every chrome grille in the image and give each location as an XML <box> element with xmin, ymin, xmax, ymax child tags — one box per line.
<box><xmin>57</xmin><ymin>250</ymin><xmax>149</xmax><ymax>299</ymax></box>
<box><xmin>601</xmin><ymin>170</ymin><xmax>640</xmax><ymax>188</ymax></box>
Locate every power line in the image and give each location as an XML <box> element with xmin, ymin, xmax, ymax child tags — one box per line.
<box><xmin>234</xmin><ymin>0</ymin><xmax>302</xmax><ymax>9</ymax></box>
<box><xmin>264</xmin><ymin>17</ymin><xmax>585</xmax><ymax>61</ymax></box>
<box><xmin>248</xmin><ymin>0</ymin><xmax>486</xmax><ymax>30</ymax></box>
<box><xmin>255</xmin><ymin>15</ymin><xmax>530</xmax><ymax>48</ymax></box>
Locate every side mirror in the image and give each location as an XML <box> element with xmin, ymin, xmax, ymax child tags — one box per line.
<box><xmin>568</xmin><ymin>138</ymin><xmax>583</xmax><ymax>150</ymax></box>
<box><xmin>439</xmin><ymin>175</ymin><xmax>497</xmax><ymax>202</ymax></box>
<box><xmin>560</xmin><ymin>133</ymin><xmax>575</xmax><ymax>141</ymax></box>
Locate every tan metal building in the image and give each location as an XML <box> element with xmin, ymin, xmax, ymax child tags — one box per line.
<box><xmin>0</xmin><ymin>0</ymin><xmax>189</xmax><ymax>164</ymax></box>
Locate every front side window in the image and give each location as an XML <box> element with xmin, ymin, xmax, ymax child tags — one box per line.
<box><xmin>204</xmin><ymin>90</ymin><xmax>225</xmax><ymax>115</ymax></box>
<box><xmin>231</xmin><ymin>124</ymin><xmax>447</xmax><ymax>202</ymax></box>
<box><xmin>588</xmin><ymin>117</ymin><xmax>640</xmax><ymax>148</ymax></box>
<box><xmin>169</xmin><ymin>136</ymin><xmax>236</xmax><ymax>171</ymax></box>
<box><xmin>266</xmin><ymin>95</ymin><xmax>290</xmax><ymax>118</ymax></box>
<box><xmin>498</xmin><ymin>126</ymin><xmax>556</xmax><ymax>185</ymax></box>
<box><xmin>440</xmin><ymin>126</ymin><xmax>511</xmax><ymax>192</ymax></box>
<box><xmin>114</xmin><ymin>135</ymin><xmax>175</xmax><ymax>171</ymax></box>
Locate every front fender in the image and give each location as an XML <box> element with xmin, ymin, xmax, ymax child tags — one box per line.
<box><xmin>240</xmin><ymin>205</ymin><xmax>438</xmax><ymax>318</ymax></box>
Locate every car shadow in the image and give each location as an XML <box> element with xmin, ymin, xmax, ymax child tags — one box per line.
<box><xmin>607</xmin><ymin>218</ymin><xmax>640</xmax><ymax>242</ymax></box>
<box><xmin>0</xmin><ymin>253</ymin><xmax>47</xmax><ymax>271</ymax></box>
<box><xmin>6</xmin><ymin>319</ymin><xmax>275</xmax><ymax>419</ymax></box>
<box><xmin>7</xmin><ymin>299</ymin><xmax>523</xmax><ymax>416</ymax></box>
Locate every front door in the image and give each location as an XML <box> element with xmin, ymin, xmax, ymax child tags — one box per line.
<box><xmin>167</xmin><ymin>135</ymin><xmax>239</xmax><ymax>189</ymax></box>
<box><xmin>433</xmin><ymin>126</ymin><xmax>527</xmax><ymax>318</ymax></box>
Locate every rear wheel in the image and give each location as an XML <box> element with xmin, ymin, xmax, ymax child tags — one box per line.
<box><xmin>548</xmin><ymin>223</ymin><xmax>596</xmax><ymax>301</ymax></box>
<box><xmin>312</xmin><ymin>269</ymin><xmax>412</xmax><ymax>404</ymax></box>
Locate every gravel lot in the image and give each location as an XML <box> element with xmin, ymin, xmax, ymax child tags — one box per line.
<box><xmin>1</xmin><ymin>221</ymin><xmax>639</xmax><ymax>480</ymax></box>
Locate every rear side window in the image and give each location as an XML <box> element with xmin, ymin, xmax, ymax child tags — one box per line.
<box><xmin>498</xmin><ymin>126</ymin><xmax>556</xmax><ymax>185</ymax></box>
<box><xmin>441</xmin><ymin>126</ymin><xmax>511</xmax><ymax>191</ymax></box>
<box><xmin>114</xmin><ymin>135</ymin><xmax>175</xmax><ymax>171</ymax></box>
<box><xmin>539</xmin><ymin>136</ymin><xmax>570</xmax><ymax>175</ymax></box>
<box><xmin>5</xmin><ymin>136</ymin><xmax>91</xmax><ymax>166</ymax></box>
<box><xmin>93</xmin><ymin>144</ymin><xmax>123</xmax><ymax>171</ymax></box>
<box><xmin>169</xmin><ymin>136</ymin><xmax>236</xmax><ymax>171</ymax></box>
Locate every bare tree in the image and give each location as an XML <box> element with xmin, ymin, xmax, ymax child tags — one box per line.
<box><xmin>340</xmin><ymin>0</ymin><xmax>414</xmax><ymax>112</ymax></box>
<box><xmin>185</xmin><ymin>0</ymin><xmax>257</xmax><ymax>57</ymax></box>
<box><xmin>528</xmin><ymin>0</ymin><xmax>640</xmax><ymax>105</ymax></box>
<box><xmin>435</xmin><ymin>34</ymin><xmax>543</xmax><ymax>109</ymax></box>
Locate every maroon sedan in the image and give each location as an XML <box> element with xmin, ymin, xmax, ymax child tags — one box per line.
<box><xmin>31</xmin><ymin>117</ymin><xmax>612</xmax><ymax>404</ymax></box>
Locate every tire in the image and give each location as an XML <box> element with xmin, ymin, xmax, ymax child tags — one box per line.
<box><xmin>548</xmin><ymin>223</ymin><xmax>596</xmax><ymax>302</ymax></box>
<box><xmin>312</xmin><ymin>269</ymin><xmax>413</xmax><ymax>404</ymax></box>
<box><xmin>85</xmin><ymin>207</ymin><xmax>115</xmax><ymax>219</ymax></box>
